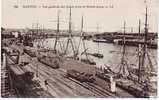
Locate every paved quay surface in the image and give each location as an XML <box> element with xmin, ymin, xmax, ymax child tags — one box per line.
<box><xmin>4</xmin><ymin>44</ymin><xmax>134</xmax><ymax>97</ymax></box>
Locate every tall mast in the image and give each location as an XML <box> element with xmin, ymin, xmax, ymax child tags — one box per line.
<box><xmin>36</xmin><ymin>22</ymin><xmax>39</xmax><ymax>77</ymax></box>
<box><xmin>96</xmin><ymin>23</ymin><xmax>100</xmax><ymax>54</ymax></box>
<box><xmin>36</xmin><ymin>22</ymin><xmax>39</xmax><ymax>39</ymax></box>
<box><xmin>141</xmin><ymin>6</ymin><xmax>148</xmax><ymax>70</ymax></box>
<box><xmin>139</xmin><ymin>5</ymin><xmax>150</xmax><ymax>84</ymax></box>
<box><xmin>65</xmin><ymin>7</ymin><xmax>76</xmax><ymax>57</ymax></box>
<box><xmin>138</xmin><ymin>19</ymin><xmax>142</xmax><ymax>82</ymax></box>
<box><xmin>81</xmin><ymin>15</ymin><xmax>83</xmax><ymax>32</ymax></box>
<box><xmin>138</xmin><ymin>19</ymin><xmax>141</xmax><ymax>36</ymax></box>
<box><xmin>69</xmin><ymin>7</ymin><xmax>72</xmax><ymax>34</ymax></box>
<box><xmin>117</xmin><ymin>21</ymin><xmax>130</xmax><ymax>77</ymax></box>
<box><xmin>41</xmin><ymin>25</ymin><xmax>45</xmax><ymax>48</ymax></box>
<box><xmin>81</xmin><ymin>15</ymin><xmax>88</xmax><ymax>60</ymax></box>
<box><xmin>77</xmin><ymin>15</ymin><xmax>84</xmax><ymax>54</ymax></box>
<box><xmin>54</xmin><ymin>10</ymin><xmax>60</xmax><ymax>52</ymax></box>
<box><xmin>141</xmin><ymin>5</ymin><xmax>150</xmax><ymax>97</ymax></box>
<box><xmin>122</xmin><ymin>21</ymin><xmax>126</xmax><ymax>62</ymax></box>
<box><xmin>57</xmin><ymin>10</ymin><xmax>60</xmax><ymax>33</ymax></box>
<box><xmin>36</xmin><ymin>22</ymin><xmax>40</xmax><ymax>48</ymax></box>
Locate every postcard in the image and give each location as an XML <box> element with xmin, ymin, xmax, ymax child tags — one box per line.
<box><xmin>1</xmin><ymin>0</ymin><xmax>158</xmax><ymax>98</ymax></box>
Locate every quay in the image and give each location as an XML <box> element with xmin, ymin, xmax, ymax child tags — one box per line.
<box><xmin>1</xmin><ymin>39</ymin><xmax>135</xmax><ymax>97</ymax></box>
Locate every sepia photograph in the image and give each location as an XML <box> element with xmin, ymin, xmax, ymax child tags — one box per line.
<box><xmin>1</xmin><ymin>0</ymin><xmax>158</xmax><ymax>98</ymax></box>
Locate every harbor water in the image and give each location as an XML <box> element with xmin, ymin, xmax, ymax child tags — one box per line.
<box><xmin>34</xmin><ymin>37</ymin><xmax>157</xmax><ymax>72</ymax></box>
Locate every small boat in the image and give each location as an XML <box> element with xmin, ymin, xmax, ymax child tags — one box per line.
<box><xmin>91</xmin><ymin>53</ymin><xmax>104</xmax><ymax>58</ymax></box>
<box><xmin>93</xmin><ymin>38</ymin><xmax>113</xmax><ymax>43</ymax></box>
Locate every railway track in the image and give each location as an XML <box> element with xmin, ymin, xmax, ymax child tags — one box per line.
<box><xmin>57</xmin><ymin>68</ymin><xmax>116</xmax><ymax>97</ymax></box>
<box><xmin>31</xmin><ymin>59</ymin><xmax>114</xmax><ymax>97</ymax></box>
<box><xmin>7</xmin><ymin>54</ymin><xmax>52</xmax><ymax>97</ymax></box>
<box><xmin>57</xmin><ymin>67</ymin><xmax>115</xmax><ymax>97</ymax></box>
<box><xmin>28</xmin><ymin>57</ymin><xmax>107</xmax><ymax>97</ymax></box>
<box><xmin>26</xmin><ymin>53</ymin><xmax>115</xmax><ymax>97</ymax></box>
<box><xmin>86</xmin><ymin>82</ymin><xmax>116</xmax><ymax>97</ymax></box>
<box><xmin>23</xmin><ymin>49</ymin><xmax>126</xmax><ymax>98</ymax></box>
<box><xmin>29</xmin><ymin>62</ymin><xmax>79</xmax><ymax>97</ymax></box>
<box><xmin>66</xmin><ymin>77</ymin><xmax>116</xmax><ymax>97</ymax></box>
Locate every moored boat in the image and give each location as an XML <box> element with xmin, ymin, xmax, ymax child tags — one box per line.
<box><xmin>91</xmin><ymin>53</ymin><xmax>104</xmax><ymax>58</ymax></box>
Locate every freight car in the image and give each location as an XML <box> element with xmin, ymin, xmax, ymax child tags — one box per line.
<box><xmin>37</xmin><ymin>56</ymin><xmax>60</xmax><ymax>69</ymax></box>
<box><xmin>116</xmin><ymin>81</ymin><xmax>146</xmax><ymax>97</ymax></box>
<box><xmin>23</xmin><ymin>47</ymin><xmax>36</xmax><ymax>57</ymax></box>
<box><xmin>8</xmin><ymin>64</ymin><xmax>34</xmax><ymax>96</ymax></box>
<box><xmin>67</xmin><ymin>69</ymin><xmax>95</xmax><ymax>83</ymax></box>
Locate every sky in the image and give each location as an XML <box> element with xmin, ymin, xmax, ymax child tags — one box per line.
<box><xmin>2</xmin><ymin>0</ymin><xmax>158</xmax><ymax>32</ymax></box>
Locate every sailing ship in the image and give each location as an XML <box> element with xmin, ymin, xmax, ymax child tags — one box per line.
<box><xmin>90</xmin><ymin>38</ymin><xmax>104</xmax><ymax>58</ymax></box>
<box><xmin>95</xmin><ymin>5</ymin><xmax>157</xmax><ymax>97</ymax></box>
<box><xmin>77</xmin><ymin>14</ymin><xmax>96</xmax><ymax>65</ymax></box>
<box><xmin>90</xmin><ymin>24</ymin><xmax>104</xmax><ymax>58</ymax></box>
<box><xmin>36</xmin><ymin>11</ymin><xmax>64</xmax><ymax>69</ymax></box>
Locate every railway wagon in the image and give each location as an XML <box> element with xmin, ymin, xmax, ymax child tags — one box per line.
<box><xmin>67</xmin><ymin>69</ymin><xmax>95</xmax><ymax>83</ymax></box>
<box><xmin>95</xmin><ymin>71</ymin><xmax>146</xmax><ymax>97</ymax></box>
<box><xmin>37</xmin><ymin>56</ymin><xmax>60</xmax><ymax>69</ymax></box>
<box><xmin>116</xmin><ymin>81</ymin><xmax>146</xmax><ymax>97</ymax></box>
<box><xmin>8</xmin><ymin>64</ymin><xmax>34</xmax><ymax>96</ymax></box>
<box><xmin>23</xmin><ymin>48</ymin><xmax>36</xmax><ymax>57</ymax></box>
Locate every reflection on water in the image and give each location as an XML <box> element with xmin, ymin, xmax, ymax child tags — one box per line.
<box><xmin>34</xmin><ymin>37</ymin><xmax>157</xmax><ymax>71</ymax></box>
